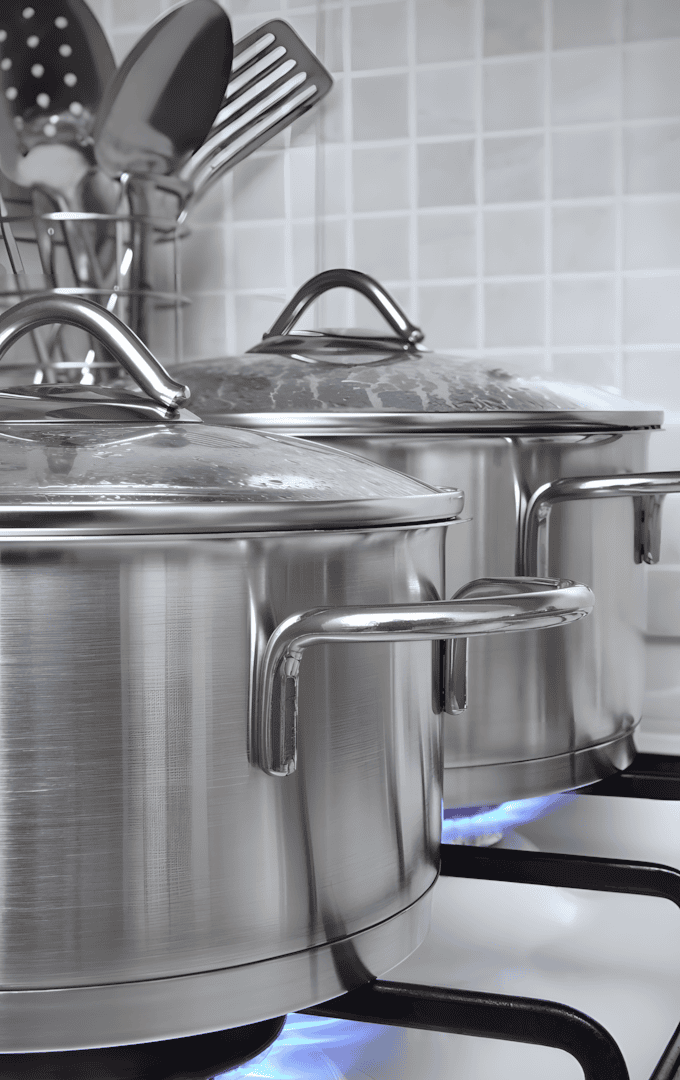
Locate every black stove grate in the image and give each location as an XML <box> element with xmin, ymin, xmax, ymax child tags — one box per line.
<box><xmin>583</xmin><ymin>752</ymin><xmax>680</xmax><ymax>801</ymax></box>
<box><xmin>303</xmin><ymin>752</ymin><xmax>680</xmax><ymax>1080</ymax></box>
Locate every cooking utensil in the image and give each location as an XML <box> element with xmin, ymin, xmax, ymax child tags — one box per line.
<box><xmin>0</xmin><ymin>0</ymin><xmax>116</xmax><ymax>286</ymax></box>
<box><xmin>0</xmin><ymin>0</ymin><xmax>114</xmax><ymax>155</ymax></box>
<box><xmin>0</xmin><ymin>191</ymin><xmax>54</xmax><ymax>378</ymax></box>
<box><xmin>173</xmin><ymin>19</ymin><xmax>332</xmax><ymax>215</ymax></box>
<box><xmin>0</xmin><ymin>292</ymin><xmax>591</xmax><ymax>1049</ymax></box>
<box><xmin>92</xmin><ymin>0</ymin><xmax>231</xmax><ymax>341</ymax></box>
<box><xmin>172</xmin><ymin>267</ymin><xmax>680</xmax><ymax>808</ymax></box>
<box><xmin>93</xmin><ymin>0</ymin><xmax>232</xmax><ymax>180</ymax></box>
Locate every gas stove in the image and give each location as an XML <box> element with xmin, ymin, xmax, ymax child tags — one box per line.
<box><xmin>222</xmin><ymin>755</ymin><xmax>680</xmax><ymax>1080</ymax></box>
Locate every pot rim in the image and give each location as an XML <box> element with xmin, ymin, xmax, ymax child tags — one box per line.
<box><xmin>0</xmin><ymin>489</ymin><xmax>464</xmax><ymax>535</ymax></box>
<box><xmin>188</xmin><ymin>410</ymin><xmax>663</xmax><ymax>435</ymax></box>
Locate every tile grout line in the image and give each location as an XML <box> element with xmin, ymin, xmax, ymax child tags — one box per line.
<box><xmin>544</xmin><ymin>0</ymin><xmax>552</xmax><ymax>372</ymax></box>
<box><xmin>406</xmin><ymin>0</ymin><xmax>418</xmax><ymax>323</ymax></box>
<box><xmin>614</xmin><ymin>0</ymin><xmax>625</xmax><ymax>393</ymax></box>
<box><xmin>474</xmin><ymin>0</ymin><xmax>484</xmax><ymax>352</ymax></box>
<box><xmin>313</xmin><ymin>0</ymin><xmax>326</xmax><ymax>325</ymax></box>
<box><xmin>343</xmin><ymin>0</ymin><xmax>355</xmax><ymax>326</ymax></box>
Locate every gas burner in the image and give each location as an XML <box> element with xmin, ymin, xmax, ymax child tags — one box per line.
<box><xmin>442</xmin><ymin>792</ymin><xmax>579</xmax><ymax>848</ymax></box>
<box><xmin>0</xmin><ymin>1017</ymin><xmax>285</xmax><ymax>1080</ymax></box>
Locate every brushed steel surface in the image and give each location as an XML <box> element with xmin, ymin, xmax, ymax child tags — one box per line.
<box><xmin>0</xmin><ymin>522</ymin><xmax>454</xmax><ymax>1047</ymax></box>
<box><xmin>0</xmin><ymin>887</ymin><xmax>433</xmax><ymax>1051</ymax></box>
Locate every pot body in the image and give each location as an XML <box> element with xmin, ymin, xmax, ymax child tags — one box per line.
<box><xmin>0</xmin><ymin>521</ymin><xmax>448</xmax><ymax>1048</ymax></box>
<box><xmin>313</xmin><ymin>429</ymin><xmax>648</xmax><ymax>807</ymax></box>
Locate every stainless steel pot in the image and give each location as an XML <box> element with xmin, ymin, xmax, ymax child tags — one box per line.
<box><xmin>0</xmin><ymin>295</ymin><xmax>592</xmax><ymax>1050</ymax></box>
<box><xmin>172</xmin><ymin>268</ymin><xmax>680</xmax><ymax>809</ymax></box>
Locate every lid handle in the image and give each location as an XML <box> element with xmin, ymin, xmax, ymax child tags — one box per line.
<box><xmin>0</xmin><ymin>295</ymin><xmax>190</xmax><ymax>410</ymax></box>
<box><xmin>263</xmin><ymin>269</ymin><xmax>425</xmax><ymax>345</ymax></box>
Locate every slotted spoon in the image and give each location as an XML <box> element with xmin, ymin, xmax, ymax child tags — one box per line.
<box><xmin>0</xmin><ymin>0</ymin><xmax>116</xmax><ymax>286</ymax></box>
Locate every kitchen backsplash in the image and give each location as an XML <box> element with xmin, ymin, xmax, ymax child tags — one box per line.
<box><xmin>83</xmin><ymin>0</ymin><xmax>680</xmax><ymax>411</ymax></box>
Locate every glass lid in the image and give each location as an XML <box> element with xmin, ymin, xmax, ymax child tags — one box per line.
<box><xmin>172</xmin><ymin>270</ymin><xmax>663</xmax><ymax>434</ymax></box>
<box><xmin>0</xmin><ymin>423</ymin><xmax>463</xmax><ymax>534</ymax></box>
<box><xmin>0</xmin><ymin>294</ymin><xmax>463</xmax><ymax>534</ymax></box>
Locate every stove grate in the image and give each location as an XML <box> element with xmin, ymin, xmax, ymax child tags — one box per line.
<box><xmin>304</xmin><ymin>755</ymin><xmax>680</xmax><ymax>1080</ymax></box>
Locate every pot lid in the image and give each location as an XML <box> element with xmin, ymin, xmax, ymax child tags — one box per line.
<box><xmin>0</xmin><ymin>422</ymin><xmax>463</xmax><ymax>533</ymax></box>
<box><xmin>172</xmin><ymin>270</ymin><xmax>663</xmax><ymax>434</ymax></box>
<box><xmin>0</xmin><ymin>295</ymin><xmax>463</xmax><ymax>534</ymax></box>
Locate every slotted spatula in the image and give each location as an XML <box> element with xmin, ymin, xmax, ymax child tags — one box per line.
<box><xmin>176</xmin><ymin>20</ymin><xmax>332</xmax><ymax>213</ymax></box>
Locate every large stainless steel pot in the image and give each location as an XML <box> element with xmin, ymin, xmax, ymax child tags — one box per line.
<box><xmin>172</xmin><ymin>268</ymin><xmax>680</xmax><ymax>809</ymax></box>
<box><xmin>0</xmin><ymin>295</ymin><xmax>592</xmax><ymax>1050</ymax></box>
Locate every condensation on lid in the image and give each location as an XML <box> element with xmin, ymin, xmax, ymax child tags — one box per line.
<box><xmin>172</xmin><ymin>350</ymin><xmax>662</xmax><ymax>430</ymax></box>
<box><xmin>0</xmin><ymin>422</ymin><xmax>464</xmax><ymax>532</ymax></box>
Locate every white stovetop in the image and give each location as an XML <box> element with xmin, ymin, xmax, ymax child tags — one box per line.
<box><xmin>230</xmin><ymin>793</ymin><xmax>680</xmax><ymax>1080</ymax></box>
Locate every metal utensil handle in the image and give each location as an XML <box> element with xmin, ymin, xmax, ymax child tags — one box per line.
<box><xmin>0</xmin><ymin>294</ymin><xmax>190</xmax><ymax>409</ymax></box>
<box><xmin>253</xmin><ymin>576</ymin><xmax>594</xmax><ymax>776</ymax></box>
<box><xmin>262</xmin><ymin>269</ymin><xmax>425</xmax><ymax>345</ymax></box>
<box><xmin>522</xmin><ymin>473</ymin><xmax>680</xmax><ymax>576</ymax></box>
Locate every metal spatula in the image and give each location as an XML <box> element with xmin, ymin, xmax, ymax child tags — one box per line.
<box><xmin>176</xmin><ymin>20</ymin><xmax>332</xmax><ymax>212</ymax></box>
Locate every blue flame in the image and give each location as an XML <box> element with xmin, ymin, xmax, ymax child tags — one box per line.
<box><xmin>442</xmin><ymin>792</ymin><xmax>579</xmax><ymax>843</ymax></box>
<box><xmin>221</xmin><ymin>1013</ymin><xmax>396</xmax><ymax>1078</ymax></box>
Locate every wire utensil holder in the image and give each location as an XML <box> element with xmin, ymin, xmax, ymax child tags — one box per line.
<box><xmin>0</xmin><ymin>182</ymin><xmax>189</xmax><ymax>384</ymax></box>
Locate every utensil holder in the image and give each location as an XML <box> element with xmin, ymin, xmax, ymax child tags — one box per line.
<box><xmin>0</xmin><ymin>182</ymin><xmax>189</xmax><ymax>384</ymax></box>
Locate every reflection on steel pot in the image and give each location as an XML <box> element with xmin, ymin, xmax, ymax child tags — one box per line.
<box><xmin>0</xmin><ymin>295</ymin><xmax>592</xmax><ymax>1050</ymax></box>
<box><xmin>172</xmin><ymin>268</ymin><xmax>680</xmax><ymax>808</ymax></box>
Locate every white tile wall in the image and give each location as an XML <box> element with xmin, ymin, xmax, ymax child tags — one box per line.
<box><xmin>82</xmin><ymin>0</ymin><xmax>680</xmax><ymax>389</ymax></box>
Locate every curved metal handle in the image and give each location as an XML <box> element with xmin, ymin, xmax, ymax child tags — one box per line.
<box><xmin>442</xmin><ymin>577</ymin><xmax>572</xmax><ymax>715</ymax></box>
<box><xmin>252</xmin><ymin>576</ymin><xmax>594</xmax><ymax>776</ymax></box>
<box><xmin>522</xmin><ymin>472</ymin><xmax>680</xmax><ymax>576</ymax></box>
<box><xmin>262</xmin><ymin>269</ymin><xmax>425</xmax><ymax>345</ymax></box>
<box><xmin>0</xmin><ymin>295</ymin><xmax>190</xmax><ymax>410</ymax></box>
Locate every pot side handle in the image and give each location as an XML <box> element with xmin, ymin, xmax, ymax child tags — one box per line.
<box><xmin>261</xmin><ymin>268</ymin><xmax>424</xmax><ymax>346</ymax></box>
<box><xmin>251</xmin><ymin>577</ymin><xmax>594</xmax><ymax>777</ymax></box>
<box><xmin>0</xmin><ymin>294</ymin><xmax>190</xmax><ymax>410</ymax></box>
<box><xmin>521</xmin><ymin>472</ymin><xmax>680</xmax><ymax>576</ymax></box>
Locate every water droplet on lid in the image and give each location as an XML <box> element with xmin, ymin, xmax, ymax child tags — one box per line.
<box><xmin>50</xmin><ymin>114</ymin><xmax>59</xmax><ymax>122</ymax></box>
<box><xmin>0</xmin><ymin>58</ymin><xmax>11</xmax><ymax>71</ymax></box>
<box><xmin>22</xmin><ymin>7</ymin><xmax>35</xmax><ymax>18</ymax></box>
<box><xmin>55</xmin><ymin>16</ymin><xmax>68</xmax><ymax>29</ymax></box>
<box><xmin>31</xmin><ymin>63</ymin><xmax>44</xmax><ymax>78</ymax></box>
<box><xmin>0</xmin><ymin>31</ymin><xmax>6</xmax><ymax>43</ymax></box>
<box><xmin>43</xmin><ymin>122</ymin><xmax>56</xmax><ymax>137</ymax></box>
<box><xmin>63</xmin><ymin>72</ymin><xmax>76</xmax><ymax>87</ymax></box>
<box><xmin>36</xmin><ymin>92</ymin><xmax>49</xmax><ymax>108</ymax></box>
<box><xmin>26</xmin><ymin>35</ymin><xmax>39</xmax><ymax>47</ymax></box>
<box><xmin>13</xmin><ymin>116</ymin><xmax>23</xmax><ymax>129</ymax></box>
<box><xmin>59</xmin><ymin>43</ymin><xmax>72</xmax><ymax>57</ymax></box>
<box><xmin>5</xmin><ymin>87</ymin><xmax>17</xmax><ymax>101</ymax></box>
<box><xmin>68</xmin><ymin>101</ymin><xmax>82</xmax><ymax>115</ymax></box>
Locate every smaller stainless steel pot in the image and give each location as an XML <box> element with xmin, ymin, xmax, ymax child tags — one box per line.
<box><xmin>0</xmin><ymin>295</ymin><xmax>593</xmax><ymax>1050</ymax></box>
<box><xmin>172</xmin><ymin>268</ymin><xmax>680</xmax><ymax>807</ymax></box>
